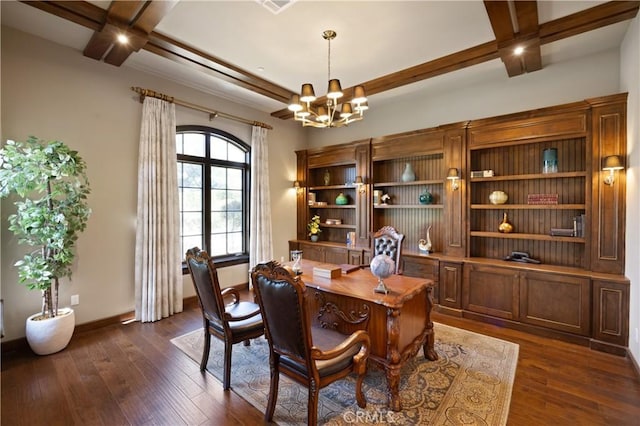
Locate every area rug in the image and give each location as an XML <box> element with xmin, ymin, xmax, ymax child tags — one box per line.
<box><xmin>171</xmin><ymin>323</ymin><xmax>518</xmax><ymax>425</ymax></box>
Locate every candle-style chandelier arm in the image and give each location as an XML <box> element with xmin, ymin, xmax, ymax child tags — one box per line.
<box><xmin>288</xmin><ymin>30</ymin><xmax>368</xmax><ymax>128</ymax></box>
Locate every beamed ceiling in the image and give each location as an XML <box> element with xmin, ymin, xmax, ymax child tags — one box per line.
<box><xmin>2</xmin><ymin>1</ymin><xmax>638</xmax><ymax>121</ymax></box>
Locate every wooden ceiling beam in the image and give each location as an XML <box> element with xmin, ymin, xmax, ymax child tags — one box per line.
<box><xmin>20</xmin><ymin>1</ymin><xmax>639</xmax><ymax>120</ymax></box>
<box><xmin>483</xmin><ymin>1</ymin><xmax>542</xmax><ymax>77</ymax></box>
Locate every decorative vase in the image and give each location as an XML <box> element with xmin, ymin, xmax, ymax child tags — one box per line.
<box><xmin>419</xmin><ymin>190</ymin><xmax>433</xmax><ymax>205</ymax></box>
<box><xmin>25</xmin><ymin>308</ymin><xmax>75</xmax><ymax>355</ymax></box>
<box><xmin>335</xmin><ymin>192</ymin><xmax>348</xmax><ymax>205</ymax></box>
<box><xmin>323</xmin><ymin>169</ymin><xmax>331</xmax><ymax>185</ymax></box>
<box><xmin>489</xmin><ymin>191</ymin><xmax>508</xmax><ymax>205</ymax></box>
<box><xmin>310</xmin><ymin>234</ymin><xmax>319</xmax><ymax>242</ymax></box>
<box><xmin>542</xmin><ymin>148</ymin><xmax>558</xmax><ymax>174</ymax></box>
<box><xmin>498</xmin><ymin>212</ymin><xmax>514</xmax><ymax>233</ymax></box>
<box><xmin>401</xmin><ymin>163</ymin><xmax>416</xmax><ymax>182</ymax></box>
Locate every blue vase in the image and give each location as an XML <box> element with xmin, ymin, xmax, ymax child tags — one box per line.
<box><xmin>419</xmin><ymin>190</ymin><xmax>433</xmax><ymax>205</ymax></box>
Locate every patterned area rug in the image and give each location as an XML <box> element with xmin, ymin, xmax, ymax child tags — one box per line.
<box><xmin>171</xmin><ymin>323</ymin><xmax>518</xmax><ymax>425</ymax></box>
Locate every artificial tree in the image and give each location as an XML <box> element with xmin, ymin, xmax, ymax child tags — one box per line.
<box><xmin>0</xmin><ymin>136</ymin><xmax>91</xmax><ymax>319</ymax></box>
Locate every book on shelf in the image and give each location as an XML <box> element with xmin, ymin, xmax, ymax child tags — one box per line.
<box><xmin>573</xmin><ymin>214</ymin><xmax>585</xmax><ymax>237</ymax></box>
<box><xmin>550</xmin><ymin>228</ymin><xmax>575</xmax><ymax>237</ymax></box>
<box><xmin>312</xmin><ymin>264</ymin><xmax>342</xmax><ymax>279</ymax></box>
<box><xmin>527</xmin><ymin>193</ymin><xmax>558</xmax><ymax>205</ymax></box>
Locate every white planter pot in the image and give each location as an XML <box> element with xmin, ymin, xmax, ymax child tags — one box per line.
<box><xmin>25</xmin><ymin>308</ymin><xmax>75</xmax><ymax>355</ymax></box>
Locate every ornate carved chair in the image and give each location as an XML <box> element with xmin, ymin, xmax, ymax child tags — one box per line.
<box><xmin>185</xmin><ymin>247</ymin><xmax>264</xmax><ymax>390</ymax></box>
<box><xmin>372</xmin><ymin>225</ymin><xmax>404</xmax><ymax>274</ymax></box>
<box><xmin>250</xmin><ymin>261</ymin><xmax>370</xmax><ymax>426</ymax></box>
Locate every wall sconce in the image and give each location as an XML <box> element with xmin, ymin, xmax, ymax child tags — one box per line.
<box><xmin>354</xmin><ymin>175</ymin><xmax>366</xmax><ymax>193</ymax></box>
<box><xmin>293</xmin><ymin>180</ymin><xmax>304</xmax><ymax>194</ymax></box>
<box><xmin>602</xmin><ymin>155</ymin><xmax>624</xmax><ymax>185</ymax></box>
<box><xmin>447</xmin><ymin>168</ymin><xmax>460</xmax><ymax>190</ymax></box>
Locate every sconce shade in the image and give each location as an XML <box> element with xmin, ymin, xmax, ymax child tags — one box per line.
<box><xmin>603</xmin><ymin>155</ymin><xmax>624</xmax><ymax>171</ymax></box>
<box><xmin>354</xmin><ymin>176</ymin><xmax>363</xmax><ymax>185</ymax></box>
<box><xmin>447</xmin><ymin>168</ymin><xmax>460</xmax><ymax>179</ymax></box>
<box><xmin>293</xmin><ymin>180</ymin><xmax>301</xmax><ymax>189</ymax></box>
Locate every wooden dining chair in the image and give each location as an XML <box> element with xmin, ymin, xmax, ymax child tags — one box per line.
<box><xmin>250</xmin><ymin>261</ymin><xmax>370</xmax><ymax>426</ymax></box>
<box><xmin>372</xmin><ymin>225</ymin><xmax>404</xmax><ymax>274</ymax></box>
<box><xmin>185</xmin><ymin>247</ymin><xmax>264</xmax><ymax>390</ymax></box>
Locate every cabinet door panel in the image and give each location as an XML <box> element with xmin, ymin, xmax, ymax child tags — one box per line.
<box><xmin>592</xmin><ymin>280</ymin><xmax>629</xmax><ymax>345</ymax></box>
<box><xmin>348</xmin><ymin>250</ymin><xmax>363</xmax><ymax>266</ymax></box>
<box><xmin>440</xmin><ymin>262</ymin><xmax>462</xmax><ymax>309</ymax></box>
<box><xmin>324</xmin><ymin>247</ymin><xmax>349</xmax><ymax>265</ymax></box>
<box><xmin>463</xmin><ymin>264</ymin><xmax>519</xmax><ymax>319</ymax></box>
<box><xmin>299</xmin><ymin>243</ymin><xmax>325</xmax><ymax>263</ymax></box>
<box><xmin>520</xmin><ymin>272</ymin><xmax>590</xmax><ymax>336</ymax></box>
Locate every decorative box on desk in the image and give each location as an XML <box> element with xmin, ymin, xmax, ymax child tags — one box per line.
<box><xmin>312</xmin><ymin>264</ymin><xmax>342</xmax><ymax>279</ymax></box>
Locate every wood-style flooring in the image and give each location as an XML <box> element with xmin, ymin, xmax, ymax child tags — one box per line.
<box><xmin>2</xmin><ymin>300</ymin><xmax>640</xmax><ymax>425</ymax></box>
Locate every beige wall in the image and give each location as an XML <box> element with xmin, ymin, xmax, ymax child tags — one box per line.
<box><xmin>2</xmin><ymin>15</ymin><xmax>638</xmax><ymax>364</ymax></box>
<box><xmin>1</xmin><ymin>26</ymin><xmax>305</xmax><ymax>341</ymax></box>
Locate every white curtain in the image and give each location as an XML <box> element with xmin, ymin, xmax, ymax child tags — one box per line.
<box><xmin>134</xmin><ymin>97</ymin><xmax>182</xmax><ymax>322</ymax></box>
<box><xmin>249</xmin><ymin>125</ymin><xmax>273</xmax><ymax>273</ymax></box>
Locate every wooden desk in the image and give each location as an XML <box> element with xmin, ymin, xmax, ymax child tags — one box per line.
<box><xmin>297</xmin><ymin>260</ymin><xmax>438</xmax><ymax>411</ymax></box>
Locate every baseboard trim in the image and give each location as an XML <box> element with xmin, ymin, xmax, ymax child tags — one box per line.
<box><xmin>630</xmin><ymin>348</ymin><xmax>640</xmax><ymax>379</ymax></box>
<box><xmin>1</xmin><ymin>286</ymin><xmax>247</xmax><ymax>355</ymax></box>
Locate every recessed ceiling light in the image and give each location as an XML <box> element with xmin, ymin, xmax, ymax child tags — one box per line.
<box><xmin>117</xmin><ymin>34</ymin><xmax>129</xmax><ymax>44</ymax></box>
<box><xmin>514</xmin><ymin>46</ymin><xmax>524</xmax><ymax>55</ymax></box>
<box><xmin>257</xmin><ymin>66</ymin><xmax>265</xmax><ymax>72</ymax></box>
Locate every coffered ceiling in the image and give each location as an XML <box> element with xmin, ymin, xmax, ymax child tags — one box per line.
<box><xmin>2</xmin><ymin>1</ymin><xmax>638</xmax><ymax>121</ymax></box>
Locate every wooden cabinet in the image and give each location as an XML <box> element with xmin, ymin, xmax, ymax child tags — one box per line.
<box><xmin>467</xmin><ymin>116</ymin><xmax>589</xmax><ymax>269</ymax></box>
<box><xmin>402</xmin><ymin>254</ymin><xmax>439</xmax><ymax>302</ymax></box>
<box><xmin>463</xmin><ymin>263</ymin><xmax>519</xmax><ymax>320</ymax></box>
<box><xmin>592</xmin><ymin>279</ymin><xmax>629</xmax><ymax>349</ymax></box>
<box><xmin>519</xmin><ymin>271</ymin><xmax>590</xmax><ymax>336</ymax></box>
<box><xmin>293</xmin><ymin>93</ymin><xmax>629</xmax><ymax>354</ymax></box>
<box><xmin>371</xmin><ymin>130</ymin><xmax>446</xmax><ymax>255</ymax></box>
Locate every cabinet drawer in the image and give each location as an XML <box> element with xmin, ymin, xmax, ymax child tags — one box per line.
<box><xmin>520</xmin><ymin>272</ymin><xmax>590</xmax><ymax>336</ymax></box>
<box><xmin>463</xmin><ymin>264</ymin><xmax>519</xmax><ymax>320</ymax></box>
<box><xmin>402</xmin><ymin>256</ymin><xmax>439</xmax><ymax>280</ymax></box>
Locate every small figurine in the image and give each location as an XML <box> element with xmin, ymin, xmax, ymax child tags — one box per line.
<box><xmin>381</xmin><ymin>193</ymin><xmax>391</xmax><ymax>204</ymax></box>
<box><xmin>418</xmin><ymin>225</ymin><xmax>433</xmax><ymax>254</ymax></box>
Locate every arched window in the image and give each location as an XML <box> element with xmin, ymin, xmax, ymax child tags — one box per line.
<box><xmin>176</xmin><ymin>126</ymin><xmax>250</xmax><ymax>266</ymax></box>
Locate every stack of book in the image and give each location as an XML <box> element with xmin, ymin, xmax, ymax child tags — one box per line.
<box><xmin>312</xmin><ymin>264</ymin><xmax>342</xmax><ymax>279</ymax></box>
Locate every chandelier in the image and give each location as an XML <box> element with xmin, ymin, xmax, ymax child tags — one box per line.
<box><xmin>288</xmin><ymin>30</ymin><xmax>368</xmax><ymax>128</ymax></box>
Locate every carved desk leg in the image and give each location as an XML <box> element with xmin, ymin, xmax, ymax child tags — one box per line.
<box><xmin>423</xmin><ymin>286</ymin><xmax>439</xmax><ymax>361</ymax></box>
<box><xmin>386</xmin><ymin>308</ymin><xmax>403</xmax><ymax>411</ymax></box>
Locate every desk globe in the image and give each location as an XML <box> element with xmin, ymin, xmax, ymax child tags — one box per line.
<box><xmin>370</xmin><ymin>254</ymin><xmax>395</xmax><ymax>294</ymax></box>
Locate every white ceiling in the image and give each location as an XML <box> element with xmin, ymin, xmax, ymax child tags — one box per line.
<box><xmin>1</xmin><ymin>1</ymin><xmax>630</xmax><ymax>114</ymax></box>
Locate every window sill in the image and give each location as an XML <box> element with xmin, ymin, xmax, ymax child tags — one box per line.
<box><xmin>182</xmin><ymin>253</ymin><xmax>249</xmax><ymax>275</ymax></box>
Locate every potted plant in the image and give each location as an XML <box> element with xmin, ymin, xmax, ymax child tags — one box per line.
<box><xmin>0</xmin><ymin>136</ymin><xmax>91</xmax><ymax>355</ymax></box>
<box><xmin>308</xmin><ymin>214</ymin><xmax>322</xmax><ymax>242</ymax></box>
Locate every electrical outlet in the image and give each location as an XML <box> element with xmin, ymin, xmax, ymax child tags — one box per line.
<box><xmin>635</xmin><ymin>328</ymin><xmax>639</xmax><ymax>344</ymax></box>
<box><xmin>71</xmin><ymin>294</ymin><xmax>80</xmax><ymax>306</ymax></box>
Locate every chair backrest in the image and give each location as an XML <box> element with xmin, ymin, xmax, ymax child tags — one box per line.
<box><xmin>185</xmin><ymin>247</ymin><xmax>226</xmax><ymax>324</ymax></box>
<box><xmin>372</xmin><ymin>226</ymin><xmax>404</xmax><ymax>274</ymax></box>
<box><xmin>251</xmin><ymin>261</ymin><xmax>311</xmax><ymax>364</ymax></box>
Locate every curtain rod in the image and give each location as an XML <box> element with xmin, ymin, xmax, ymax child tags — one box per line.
<box><xmin>130</xmin><ymin>86</ymin><xmax>273</xmax><ymax>130</ymax></box>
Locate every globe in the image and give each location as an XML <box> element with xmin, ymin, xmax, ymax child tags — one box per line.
<box><xmin>370</xmin><ymin>254</ymin><xmax>394</xmax><ymax>279</ymax></box>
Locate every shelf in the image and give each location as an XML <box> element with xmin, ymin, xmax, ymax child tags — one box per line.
<box><xmin>309</xmin><ymin>184</ymin><xmax>356</xmax><ymax>190</ymax></box>
<box><xmin>374</xmin><ymin>204</ymin><xmax>444</xmax><ymax>209</ymax></box>
<box><xmin>470</xmin><ymin>231</ymin><xmax>586</xmax><ymax>243</ymax></box>
<box><xmin>471</xmin><ymin>204</ymin><xmax>586</xmax><ymax>210</ymax></box>
<box><xmin>310</xmin><ymin>204</ymin><xmax>355</xmax><ymax>209</ymax></box>
<box><xmin>319</xmin><ymin>223</ymin><xmax>356</xmax><ymax>229</ymax></box>
<box><xmin>470</xmin><ymin>171</ymin><xmax>587</xmax><ymax>182</ymax></box>
<box><xmin>374</xmin><ymin>179</ymin><xmax>443</xmax><ymax>187</ymax></box>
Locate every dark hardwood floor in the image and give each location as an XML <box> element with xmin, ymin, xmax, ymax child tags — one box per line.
<box><xmin>2</xmin><ymin>299</ymin><xmax>640</xmax><ymax>425</ymax></box>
